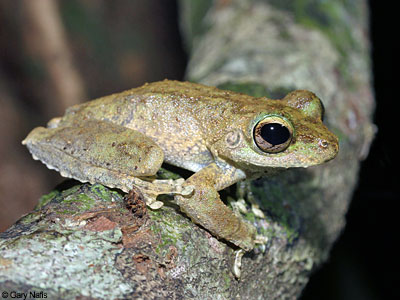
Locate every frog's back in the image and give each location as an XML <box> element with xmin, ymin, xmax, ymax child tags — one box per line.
<box><xmin>60</xmin><ymin>80</ymin><xmax>255</xmax><ymax>172</ymax></box>
<box><xmin>64</xmin><ymin>80</ymin><xmax>259</xmax><ymax>125</ymax></box>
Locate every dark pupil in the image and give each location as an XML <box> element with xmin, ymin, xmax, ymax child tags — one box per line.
<box><xmin>260</xmin><ymin>123</ymin><xmax>290</xmax><ymax>145</ymax></box>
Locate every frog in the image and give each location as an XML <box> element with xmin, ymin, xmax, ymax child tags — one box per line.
<box><xmin>22</xmin><ymin>79</ymin><xmax>339</xmax><ymax>253</ymax></box>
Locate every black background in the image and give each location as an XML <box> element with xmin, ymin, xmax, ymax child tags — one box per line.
<box><xmin>301</xmin><ymin>1</ymin><xmax>397</xmax><ymax>299</ymax></box>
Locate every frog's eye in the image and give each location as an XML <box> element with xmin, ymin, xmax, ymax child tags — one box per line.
<box><xmin>253</xmin><ymin>116</ymin><xmax>293</xmax><ymax>153</ymax></box>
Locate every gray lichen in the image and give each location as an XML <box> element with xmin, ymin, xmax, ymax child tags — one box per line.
<box><xmin>0</xmin><ymin>185</ymin><xmax>130</xmax><ymax>299</ymax></box>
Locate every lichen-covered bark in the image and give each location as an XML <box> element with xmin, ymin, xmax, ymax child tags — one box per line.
<box><xmin>0</xmin><ymin>0</ymin><xmax>374</xmax><ymax>299</ymax></box>
<box><xmin>180</xmin><ymin>0</ymin><xmax>375</xmax><ymax>298</ymax></box>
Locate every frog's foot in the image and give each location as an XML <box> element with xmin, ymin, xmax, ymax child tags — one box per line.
<box><xmin>251</xmin><ymin>203</ymin><xmax>265</xmax><ymax>219</ymax></box>
<box><xmin>132</xmin><ymin>177</ymin><xmax>194</xmax><ymax>210</ymax></box>
<box><xmin>151</xmin><ymin>178</ymin><xmax>194</xmax><ymax>196</ymax></box>
<box><xmin>255</xmin><ymin>234</ymin><xmax>269</xmax><ymax>245</ymax></box>
<box><xmin>236</xmin><ymin>180</ymin><xmax>265</xmax><ymax>219</ymax></box>
<box><xmin>229</xmin><ymin>198</ymin><xmax>248</xmax><ymax>215</ymax></box>
<box><xmin>231</xmin><ymin>235</ymin><xmax>269</xmax><ymax>278</ymax></box>
<box><xmin>232</xmin><ymin>249</ymin><xmax>245</xmax><ymax>279</ymax></box>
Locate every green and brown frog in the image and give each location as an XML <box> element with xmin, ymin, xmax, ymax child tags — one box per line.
<box><xmin>23</xmin><ymin>80</ymin><xmax>338</xmax><ymax>253</ymax></box>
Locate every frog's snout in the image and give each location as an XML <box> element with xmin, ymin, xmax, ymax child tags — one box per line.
<box><xmin>318</xmin><ymin>132</ymin><xmax>339</xmax><ymax>162</ymax></box>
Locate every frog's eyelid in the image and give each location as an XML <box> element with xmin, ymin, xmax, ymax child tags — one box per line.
<box><xmin>250</xmin><ymin>114</ymin><xmax>294</xmax><ymax>136</ymax></box>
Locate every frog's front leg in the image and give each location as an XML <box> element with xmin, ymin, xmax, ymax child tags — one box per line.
<box><xmin>174</xmin><ymin>162</ymin><xmax>256</xmax><ymax>251</ymax></box>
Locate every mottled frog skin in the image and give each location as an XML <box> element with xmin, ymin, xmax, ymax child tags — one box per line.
<box><xmin>23</xmin><ymin>80</ymin><xmax>339</xmax><ymax>251</ymax></box>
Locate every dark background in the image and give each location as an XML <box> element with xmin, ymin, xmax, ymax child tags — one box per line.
<box><xmin>0</xmin><ymin>1</ymin><xmax>396</xmax><ymax>299</ymax></box>
<box><xmin>302</xmin><ymin>1</ymin><xmax>397</xmax><ymax>299</ymax></box>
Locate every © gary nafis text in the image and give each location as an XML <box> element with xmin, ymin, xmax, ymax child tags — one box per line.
<box><xmin>2</xmin><ymin>291</ymin><xmax>47</xmax><ymax>299</ymax></box>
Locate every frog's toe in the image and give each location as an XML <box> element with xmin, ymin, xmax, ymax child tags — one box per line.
<box><xmin>233</xmin><ymin>249</ymin><xmax>244</xmax><ymax>279</ymax></box>
<box><xmin>251</xmin><ymin>204</ymin><xmax>265</xmax><ymax>218</ymax></box>
<box><xmin>148</xmin><ymin>201</ymin><xmax>164</xmax><ymax>210</ymax></box>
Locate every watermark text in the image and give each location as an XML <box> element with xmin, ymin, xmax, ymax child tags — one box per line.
<box><xmin>1</xmin><ymin>291</ymin><xmax>47</xmax><ymax>299</ymax></box>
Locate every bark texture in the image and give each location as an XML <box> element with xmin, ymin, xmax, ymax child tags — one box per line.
<box><xmin>0</xmin><ymin>0</ymin><xmax>375</xmax><ymax>299</ymax></box>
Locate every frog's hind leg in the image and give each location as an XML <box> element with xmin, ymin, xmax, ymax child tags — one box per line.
<box><xmin>174</xmin><ymin>162</ymin><xmax>256</xmax><ymax>251</ymax></box>
<box><xmin>23</xmin><ymin>120</ymin><xmax>192</xmax><ymax>201</ymax></box>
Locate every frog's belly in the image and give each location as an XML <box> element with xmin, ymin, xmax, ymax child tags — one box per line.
<box><xmin>147</xmin><ymin>131</ymin><xmax>213</xmax><ymax>172</ymax></box>
<box><xmin>162</xmin><ymin>144</ymin><xmax>214</xmax><ymax>172</ymax></box>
